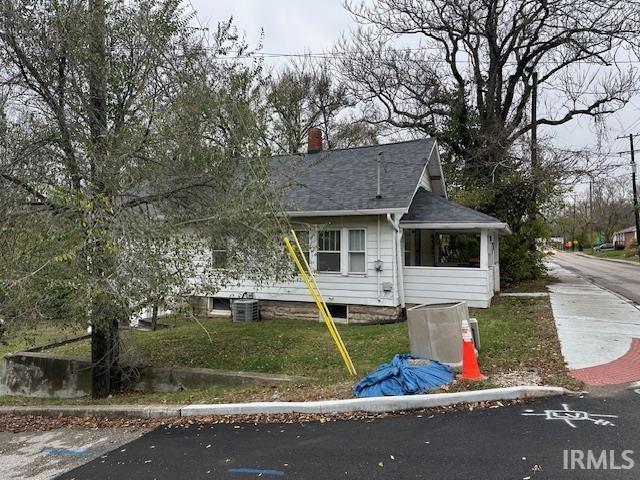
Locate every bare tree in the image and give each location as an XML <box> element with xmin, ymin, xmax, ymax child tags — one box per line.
<box><xmin>266</xmin><ymin>59</ymin><xmax>380</xmax><ymax>153</ymax></box>
<box><xmin>341</xmin><ymin>0</ymin><xmax>638</xmax><ymax>161</ymax></box>
<box><xmin>338</xmin><ymin>0</ymin><xmax>640</xmax><ymax>281</ymax></box>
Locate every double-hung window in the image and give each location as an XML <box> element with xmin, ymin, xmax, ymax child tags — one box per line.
<box><xmin>348</xmin><ymin>229</ymin><xmax>366</xmax><ymax>273</ymax></box>
<box><xmin>293</xmin><ymin>230</ymin><xmax>310</xmax><ymax>266</ymax></box>
<box><xmin>317</xmin><ymin>230</ymin><xmax>341</xmax><ymax>272</ymax></box>
<box><xmin>211</xmin><ymin>241</ymin><xmax>228</xmax><ymax>269</ymax></box>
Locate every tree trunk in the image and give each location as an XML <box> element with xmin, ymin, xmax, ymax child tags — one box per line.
<box><xmin>88</xmin><ymin>0</ymin><xmax>112</xmax><ymax>399</ymax></box>
<box><xmin>90</xmin><ymin>293</ymin><xmax>121</xmax><ymax>398</ymax></box>
<box><xmin>151</xmin><ymin>300</ymin><xmax>159</xmax><ymax>331</ymax></box>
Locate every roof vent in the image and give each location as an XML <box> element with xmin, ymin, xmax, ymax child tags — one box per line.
<box><xmin>376</xmin><ymin>152</ymin><xmax>383</xmax><ymax>199</ymax></box>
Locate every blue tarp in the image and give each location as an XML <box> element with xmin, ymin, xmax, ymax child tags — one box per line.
<box><xmin>353</xmin><ymin>354</ymin><xmax>453</xmax><ymax>398</ymax></box>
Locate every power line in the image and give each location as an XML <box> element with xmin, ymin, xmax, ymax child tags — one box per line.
<box><xmin>186</xmin><ymin>44</ymin><xmax>640</xmax><ymax>66</ymax></box>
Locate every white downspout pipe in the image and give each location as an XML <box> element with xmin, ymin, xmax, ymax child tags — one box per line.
<box><xmin>377</xmin><ymin>215</ymin><xmax>382</xmax><ymax>300</ymax></box>
<box><xmin>387</xmin><ymin>213</ymin><xmax>405</xmax><ymax>309</ymax></box>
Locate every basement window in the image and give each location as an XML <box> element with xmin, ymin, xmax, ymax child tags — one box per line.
<box><xmin>327</xmin><ymin>304</ymin><xmax>347</xmax><ymax>320</ymax></box>
<box><xmin>209</xmin><ymin>297</ymin><xmax>231</xmax><ymax>312</ymax></box>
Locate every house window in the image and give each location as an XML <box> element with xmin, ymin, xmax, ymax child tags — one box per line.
<box><xmin>211</xmin><ymin>247</ymin><xmax>228</xmax><ymax>269</ymax></box>
<box><xmin>317</xmin><ymin>229</ymin><xmax>341</xmax><ymax>272</ymax></box>
<box><xmin>293</xmin><ymin>230</ymin><xmax>310</xmax><ymax>266</ymax></box>
<box><xmin>348</xmin><ymin>229</ymin><xmax>366</xmax><ymax>273</ymax></box>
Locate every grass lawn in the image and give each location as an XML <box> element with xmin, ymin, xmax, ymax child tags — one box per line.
<box><xmin>0</xmin><ymin>295</ymin><xmax>580</xmax><ymax>405</ymax></box>
<box><xmin>582</xmin><ymin>248</ymin><xmax>639</xmax><ymax>262</ymax></box>
<box><xmin>501</xmin><ymin>275</ymin><xmax>555</xmax><ymax>293</ymax></box>
<box><xmin>0</xmin><ymin>322</ymin><xmax>85</xmax><ymax>359</ymax></box>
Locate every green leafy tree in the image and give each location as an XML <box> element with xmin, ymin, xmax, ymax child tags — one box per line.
<box><xmin>0</xmin><ymin>1</ymin><xmax>288</xmax><ymax>397</ymax></box>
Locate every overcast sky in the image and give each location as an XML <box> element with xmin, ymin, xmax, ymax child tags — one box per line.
<box><xmin>190</xmin><ymin>0</ymin><xmax>640</xmax><ymax>188</ymax></box>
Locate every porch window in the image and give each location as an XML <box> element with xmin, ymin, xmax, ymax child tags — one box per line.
<box><xmin>348</xmin><ymin>229</ymin><xmax>366</xmax><ymax>273</ymax></box>
<box><xmin>404</xmin><ymin>230</ymin><xmax>480</xmax><ymax>268</ymax></box>
<box><xmin>318</xmin><ymin>230</ymin><xmax>341</xmax><ymax>272</ymax></box>
<box><xmin>404</xmin><ymin>229</ymin><xmax>433</xmax><ymax>266</ymax></box>
<box><xmin>436</xmin><ymin>233</ymin><xmax>480</xmax><ymax>267</ymax></box>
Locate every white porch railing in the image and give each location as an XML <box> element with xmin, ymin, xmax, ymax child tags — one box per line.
<box><xmin>403</xmin><ymin>266</ymin><xmax>493</xmax><ymax>308</ymax></box>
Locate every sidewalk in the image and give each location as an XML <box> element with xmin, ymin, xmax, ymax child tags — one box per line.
<box><xmin>546</xmin><ymin>262</ymin><xmax>640</xmax><ymax>385</ymax></box>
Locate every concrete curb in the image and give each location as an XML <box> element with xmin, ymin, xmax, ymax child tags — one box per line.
<box><xmin>0</xmin><ymin>387</ymin><xmax>571</xmax><ymax>419</ymax></box>
<box><xmin>0</xmin><ymin>405</ymin><xmax>182</xmax><ymax>419</ymax></box>
<box><xmin>180</xmin><ymin>386</ymin><xmax>571</xmax><ymax>417</ymax></box>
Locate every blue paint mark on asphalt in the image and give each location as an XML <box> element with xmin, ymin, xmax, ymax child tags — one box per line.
<box><xmin>42</xmin><ymin>448</ymin><xmax>93</xmax><ymax>456</ymax></box>
<box><xmin>227</xmin><ymin>467</ymin><xmax>285</xmax><ymax>476</ymax></box>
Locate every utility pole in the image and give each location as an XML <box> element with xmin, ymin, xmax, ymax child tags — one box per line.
<box><xmin>589</xmin><ymin>178</ymin><xmax>593</xmax><ymax>221</ymax></box>
<box><xmin>616</xmin><ymin>133</ymin><xmax>640</xmax><ymax>255</ymax></box>
<box><xmin>530</xmin><ymin>72</ymin><xmax>538</xmax><ymax>222</ymax></box>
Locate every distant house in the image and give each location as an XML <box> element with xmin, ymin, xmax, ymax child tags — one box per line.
<box><xmin>196</xmin><ymin>129</ymin><xmax>510</xmax><ymax>324</ymax></box>
<box><xmin>613</xmin><ymin>226</ymin><xmax>637</xmax><ymax>248</ymax></box>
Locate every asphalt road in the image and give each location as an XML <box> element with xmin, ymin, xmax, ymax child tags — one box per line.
<box><xmin>57</xmin><ymin>388</ymin><xmax>640</xmax><ymax>480</ymax></box>
<box><xmin>549</xmin><ymin>251</ymin><xmax>640</xmax><ymax>305</ymax></box>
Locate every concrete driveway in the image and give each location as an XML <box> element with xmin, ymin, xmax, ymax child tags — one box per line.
<box><xmin>0</xmin><ymin>427</ymin><xmax>146</xmax><ymax>480</ymax></box>
<box><xmin>547</xmin><ymin>252</ymin><xmax>640</xmax><ymax>385</ymax></box>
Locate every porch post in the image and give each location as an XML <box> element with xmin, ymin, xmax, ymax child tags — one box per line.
<box><xmin>480</xmin><ymin>229</ymin><xmax>489</xmax><ymax>270</ymax></box>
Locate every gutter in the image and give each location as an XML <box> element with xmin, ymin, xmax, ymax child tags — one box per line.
<box><xmin>285</xmin><ymin>208</ymin><xmax>407</xmax><ymax>217</ymax></box>
<box><xmin>400</xmin><ymin>221</ymin><xmax>512</xmax><ymax>235</ymax></box>
<box><xmin>387</xmin><ymin>213</ymin><xmax>405</xmax><ymax>309</ymax></box>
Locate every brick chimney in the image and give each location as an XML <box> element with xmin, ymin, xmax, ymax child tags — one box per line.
<box><xmin>307</xmin><ymin>127</ymin><xmax>322</xmax><ymax>154</ymax></box>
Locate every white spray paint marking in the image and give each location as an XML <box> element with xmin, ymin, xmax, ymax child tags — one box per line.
<box><xmin>522</xmin><ymin>404</ymin><xmax>618</xmax><ymax>428</ymax></box>
<box><xmin>634</xmin><ymin>389</ymin><xmax>640</xmax><ymax>395</ymax></box>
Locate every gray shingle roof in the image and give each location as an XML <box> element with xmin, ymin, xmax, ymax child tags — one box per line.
<box><xmin>402</xmin><ymin>187</ymin><xmax>503</xmax><ymax>224</ymax></box>
<box><xmin>270</xmin><ymin>138</ymin><xmax>436</xmax><ymax>214</ymax></box>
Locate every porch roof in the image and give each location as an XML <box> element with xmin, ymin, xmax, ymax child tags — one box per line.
<box><xmin>401</xmin><ymin>188</ymin><xmax>511</xmax><ymax>233</ymax></box>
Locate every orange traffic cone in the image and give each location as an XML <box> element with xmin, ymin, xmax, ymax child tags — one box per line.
<box><xmin>461</xmin><ymin>319</ymin><xmax>484</xmax><ymax>381</ymax></box>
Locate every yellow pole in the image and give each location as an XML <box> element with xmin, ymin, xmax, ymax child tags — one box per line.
<box><xmin>289</xmin><ymin>231</ymin><xmax>356</xmax><ymax>373</ymax></box>
<box><xmin>284</xmin><ymin>236</ymin><xmax>356</xmax><ymax>375</ymax></box>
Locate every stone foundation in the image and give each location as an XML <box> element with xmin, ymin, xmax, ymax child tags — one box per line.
<box><xmin>202</xmin><ymin>297</ymin><xmax>404</xmax><ymax>325</ymax></box>
<box><xmin>258</xmin><ymin>300</ymin><xmax>319</xmax><ymax>322</ymax></box>
<box><xmin>347</xmin><ymin>304</ymin><xmax>403</xmax><ymax>324</ymax></box>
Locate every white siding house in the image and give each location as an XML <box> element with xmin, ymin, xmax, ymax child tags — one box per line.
<box><xmin>202</xmin><ymin>132</ymin><xmax>510</xmax><ymax>323</ymax></box>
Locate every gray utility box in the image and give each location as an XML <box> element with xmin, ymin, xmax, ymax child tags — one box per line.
<box><xmin>232</xmin><ymin>299</ymin><xmax>259</xmax><ymax>322</ymax></box>
<box><xmin>406</xmin><ymin>302</ymin><xmax>469</xmax><ymax>369</ymax></box>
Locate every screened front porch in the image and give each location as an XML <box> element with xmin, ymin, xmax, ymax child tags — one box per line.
<box><xmin>399</xmin><ymin>187</ymin><xmax>510</xmax><ymax>308</ymax></box>
<box><xmin>401</xmin><ymin>228</ymin><xmax>501</xmax><ymax>308</ymax></box>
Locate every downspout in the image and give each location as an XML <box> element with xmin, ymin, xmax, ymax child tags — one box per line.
<box><xmin>377</xmin><ymin>215</ymin><xmax>382</xmax><ymax>300</ymax></box>
<box><xmin>387</xmin><ymin>213</ymin><xmax>405</xmax><ymax>309</ymax></box>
